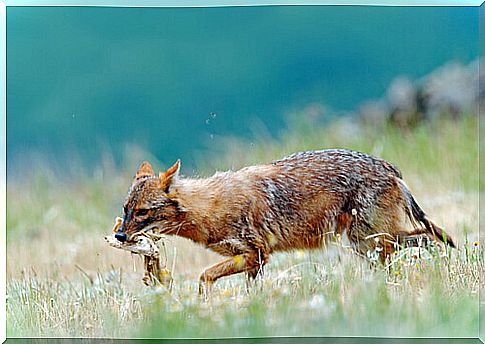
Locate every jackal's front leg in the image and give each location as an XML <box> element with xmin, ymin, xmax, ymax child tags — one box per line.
<box><xmin>198</xmin><ymin>252</ymin><xmax>264</xmax><ymax>295</ymax></box>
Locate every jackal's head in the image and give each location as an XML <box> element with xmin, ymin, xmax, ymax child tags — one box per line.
<box><xmin>115</xmin><ymin>160</ymin><xmax>184</xmax><ymax>243</ymax></box>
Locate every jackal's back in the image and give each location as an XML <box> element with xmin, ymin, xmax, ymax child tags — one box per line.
<box><xmin>219</xmin><ymin>149</ymin><xmax>403</xmax><ymax>254</ymax></box>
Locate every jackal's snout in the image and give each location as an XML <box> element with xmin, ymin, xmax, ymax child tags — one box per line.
<box><xmin>115</xmin><ymin>223</ymin><xmax>128</xmax><ymax>242</ymax></box>
<box><xmin>115</xmin><ymin>231</ymin><xmax>127</xmax><ymax>242</ymax></box>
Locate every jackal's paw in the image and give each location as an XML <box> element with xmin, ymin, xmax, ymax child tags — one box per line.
<box><xmin>198</xmin><ymin>278</ymin><xmax>214</xmax><ymax>299</ymax></box>
<box><xmin>198</xmin><ymin>280</ymin><xmax>213</xmax><ymax>298</ymax></box>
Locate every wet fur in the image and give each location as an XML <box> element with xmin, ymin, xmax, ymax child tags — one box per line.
<box><xmin>118</xmin><ymin>149</ymin><xmax>455</xmax><ymax>291</ymax></box>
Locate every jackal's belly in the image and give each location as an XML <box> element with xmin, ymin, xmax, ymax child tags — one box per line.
<box><xmin>270</xmin><ymin>235</ymin><xmax>330</xmax><ymax>252</ymax></box>
<box><xmin>259</xmin><ymin>217</ymin><xmax>339</xmax><ymax>253</ymax></box>
<box><xmin>204</xmin><ymin>220</ymin><xmax>336</xmax><ymax>256</ymax></box>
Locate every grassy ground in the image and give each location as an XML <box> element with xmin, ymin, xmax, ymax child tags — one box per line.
<box><xmin>6</xmin><ymin>115</ymin><xmax>482</xmax><ymax>338</ymax></box>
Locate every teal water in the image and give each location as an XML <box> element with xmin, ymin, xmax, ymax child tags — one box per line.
<box><xmin>7</xmin><ymin>6</ymin><xmax>478</xmax><ymax>171</ymax></box>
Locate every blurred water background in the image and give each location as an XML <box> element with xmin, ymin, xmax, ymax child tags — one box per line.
<box><xmin>7</xmin><ymin>6</ymin><xmax>479</xmax><ymax>176</ymax></box>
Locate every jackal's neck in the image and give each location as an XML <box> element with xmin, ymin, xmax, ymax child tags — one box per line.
<box><xmin>169</xmin><ymin>176</ymin><xmax>227</xmax><ymax>244</ymax></box>
<box><xmin>168</xmin><ymin>165</ymin><xmax>276</xmax><ymax>245</ymax></box>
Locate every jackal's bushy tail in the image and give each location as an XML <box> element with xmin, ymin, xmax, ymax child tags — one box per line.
<box><xmin>397</xmin><ymin>178</ymin><xmax>456</xmax><ymax>248</ymax></box>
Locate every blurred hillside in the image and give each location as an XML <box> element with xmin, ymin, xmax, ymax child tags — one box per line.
<box><xmin>7</xmin><ymin>6</ymin><xmax>478</xmax><ymax>173</ymax></box>
<box><xmin>202</xmin><ymin>58</ymin><xmax>479</xmax><ymax>174</ymax></box>
<box><xmin>357</xmin><ymin>60</ymin><xmax>479</xmax><ymax>129</ymax></box>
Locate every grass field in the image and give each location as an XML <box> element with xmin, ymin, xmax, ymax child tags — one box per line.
<box><xmin>6</xmin><ymin>115</ymin><xmax>482</xmax><ymax>338</ymax></box>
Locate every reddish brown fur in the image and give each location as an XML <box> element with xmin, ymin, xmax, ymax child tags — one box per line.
<box><xmin>116</xmin><ymin>149</ymin><xmax>455</xmax><ymax>292</ymax></box>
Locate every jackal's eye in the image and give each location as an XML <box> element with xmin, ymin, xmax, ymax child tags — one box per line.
<box><xmin>136</xmin><ymin>208</ymin><xmax>149</xmax><ymax>216</ymax></box>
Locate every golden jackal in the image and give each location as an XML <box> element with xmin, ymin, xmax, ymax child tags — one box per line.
<box><xmin>115</xmin><ymin>149</ymin><xmax>455</xmax><ymax>291</ymax></box>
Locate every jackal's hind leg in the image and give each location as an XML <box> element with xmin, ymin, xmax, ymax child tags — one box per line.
<box><xmin>396</xmin><ymin>228</ymin><xmax>434</xmax><ymax>248</ymax></box>
<box><xmin>377</xmin><ymin>229</ymin><xmax>442</xmax><ymax>263</ymax></box>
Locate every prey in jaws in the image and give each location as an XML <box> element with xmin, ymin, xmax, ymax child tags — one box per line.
<box><xmin>111</xmin><ymin>149</ymin><xmax>455</xmax><ymax>293</ymax></box>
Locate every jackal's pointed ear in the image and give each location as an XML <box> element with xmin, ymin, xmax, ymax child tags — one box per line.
<box><xmin>135</xmin><ymin>161</ymin><xmax>155</xmax><ymax>181</ymax></box>
<box><xmin>159</xmin><ymin>159</ymin><xmax>181</xmax><ymax>193</ymax></box>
